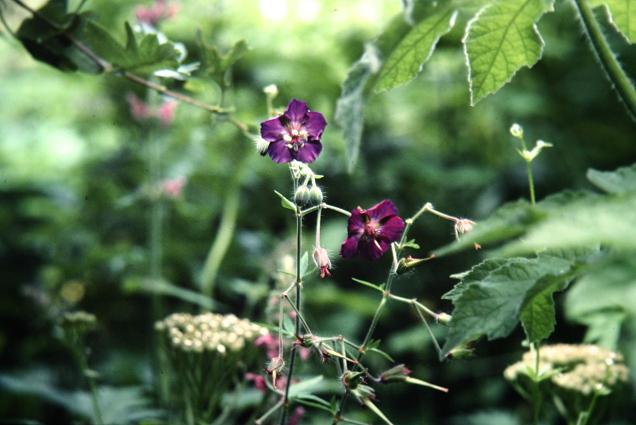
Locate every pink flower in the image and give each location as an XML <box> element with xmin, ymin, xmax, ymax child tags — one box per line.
<box><xmin>255</xmin><ymin>334</ymin><xmax>278</xmax><ymax>359</ymax></box>
<box><xmin>244</xmin><ymin>372</ymin><xmax>267</xmax><ymax>394</ymax></box>
<box><xmin>289</xmin><ymin>406</ymin><xmax>306</xmax><ymax>425</ymax></box>
<box><xmin>127</xmin><ymin>93</ymin><xmax>151</xmax><ymax>121</ymax></box>
<box><xmin>135</xmin><ymin>0</ymin><xmax>180</xmax><ymax>26</ymax></box>
<box><xmin>299</xmin><ymin>346</ymin><xmax>311</xmax><ymax>361</ymax></box>
<box><xmin>312</xmin><ymin>246</ymin><xmax>331</xmax><ymax>278</ymax></box>
<box><xmin>161</xmin><ymin>176</ymin><xmax>187</xmax><ymax>198</ymax></box>
<box><xmin>157</xmin><ymin>100</ymin><xmax>177</xmax><ymax>126</ymax></box>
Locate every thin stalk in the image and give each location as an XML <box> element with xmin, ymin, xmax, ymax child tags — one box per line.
<box><xmin>572</xmin><ymin>0</ymin><xmax>636</xmax><ymax>121</ymax></box>
<box><xmin>72</xmin><ymin>346</ymin><xmax>104</xmax><ymax>425</ymax></box>
<box><xmin>278</xmin><ymin>209</ymin><xmax>303</xmax><ymax>425</ymax></box>
<box><xmin>527</xmin><ymin>162</ymin><xmax>536</xmax><ymax>205</ymax></box>
<box><xmin>200</xmin><ymin>163</ymin><xmax>244</xmax><ymax>299</ymax></box>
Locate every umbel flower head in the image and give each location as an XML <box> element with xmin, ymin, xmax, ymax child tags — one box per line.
<box><xmin>341</xmin><ymin>200</ymin><xmax>405</xmax><ymax>261</ymax></box>
<box><xmin>260</xmin><ymin>99</ymin><xmax>327</xmax><ymax>164</ymax></box>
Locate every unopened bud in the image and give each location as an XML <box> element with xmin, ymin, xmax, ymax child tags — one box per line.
<box><xmin>308</xmin><ymin>184</ymin><xmax>323</xmax><ymax>205</ymax></box>
<box><xmin>446</xmin><ymin>343</ymin><xmax>474</xmax><ymax>360</ymax></box>
<box><xmin>255</xmin><ymin>137</ymin><xmax>270</xmax><ymax>156</ymax></box>
<box><xmin>294</xmin><ymin>185</ymin><xmax>311</xmax><ymax>206</ymax></box>
<box><xmin>397</xmin><ymin>256</ymin><xmax>428</xmax><ymax>274</ymax></box>
<box><xmin>341</xmin><ymin>370</ymin><xmax>365</xmax><ymax>390</ymax></box>
<box><xmin>510</xmin><ymin>123</ymin><xmax>524</xmax><ymax>139</ymax></box>
<box><xmin>263</xmin><ymin>84</ymin><xmax>279</xmax><ymax>97</ymax></box>
<box><xmin>351</xmin><ymin>384</ymin><xmax>375</xmax><ymax>403</ymax></box>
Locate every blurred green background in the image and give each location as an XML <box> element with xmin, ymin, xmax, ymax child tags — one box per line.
<box><xmin>1</xmin><ymin>0</ymin><xmax>635</xmax><ymax>424</ymax></box>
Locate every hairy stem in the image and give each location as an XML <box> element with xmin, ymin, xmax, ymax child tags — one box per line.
<box><xmin>278</xmin><ymin>208</ymin><xmax>303</xmax><ymax>425</ymax></box>
<box><xmin>572</xmin><ymin>0</ymin><xmax>636</xmax><ymax>121</ymax></box>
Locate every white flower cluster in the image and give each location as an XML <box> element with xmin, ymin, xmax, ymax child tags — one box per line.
<box><xmin>155</xmin><ymin>313</ymin><xmax>269</xmax><ymax>355</ymax></box>
<box><xmin>504</xmin><ymin>344</ymin><xmax>629</xmax><ymax>395</ymax></box>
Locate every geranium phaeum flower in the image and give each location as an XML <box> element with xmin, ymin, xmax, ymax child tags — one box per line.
<box><xmin>340</xmin><ymin>200</ymin><xmax>405</xmax><ymax>261</ymax></box>
<box><xmin>260</xmin><ymin>99</ymin><xmax>326</xmax><ymax>163</ymax></box>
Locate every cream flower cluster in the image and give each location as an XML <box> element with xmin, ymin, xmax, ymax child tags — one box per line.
<box><xmin>504</xmin><ymin>344</ymin><xmax>629</xmax><ymax>395</ymax></box>
<box><xmin>155</xmin><ymin>313</ymin><xmax>269</xmax><ymax>354</ymax></box>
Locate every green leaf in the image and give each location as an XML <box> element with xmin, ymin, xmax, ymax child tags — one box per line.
<box><xmin>335</xmin><ymin>45</ymin><xmax>380</xmax><ymax>172</ymax></box>
<box><xmin>197</xmin><ymin>35</ymin><xmax>249</xmax><ymax>86</ymax></box>
<box><xmin>442</xmin><ymin>251</ymin><xmax>586</xmax><ymax>356</ymax></box>
<box><xmin>122</xmin><ymin>276</ymin><xmax>218</xmax><ymax>310</ymax></box>
<box><xmin>499</xmin><ymin>193</ymin><xmax>636</xmax><ymax>255</ymax></box>
<box><xmin>374</xmin><ymin>5</ymin><xmax>457</xmax><ymax>92</ymax></box>
<box><xmin>273</xmin><ymin>190</ymin><xmax>296</xmax><ymax>210</ymax></box>
<box><xmin>464</xmin><ymin>0</ymin><xmax>555</xmax><ymax>105</ymax></box>
<box><xmin>596</xmin><ymin>0</ymin><xmax>636</xmax><ymax>43</ymax></box>
<box><xmin>587</xmin><ymin>163</ymin><xmax>636</xmax><ymax>194</ymax></box>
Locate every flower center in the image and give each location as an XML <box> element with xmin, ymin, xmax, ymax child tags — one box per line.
<box><xmin>363</xmin><ymin>220</ymin><xmax>379</xmax><ymax>237</ymax></box>
<box><xmin>283</xmin><ymin>126</ymin><xmax>308</xmax><ymax>151</ymax></box>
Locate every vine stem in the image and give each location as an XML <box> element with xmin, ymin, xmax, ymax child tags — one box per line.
<box><xmin>278</xmin><ymin>204</ymin><xmax>303</xmax><ymax>425</ymax></box>
<box><xmin>9</xmin><ymin>0</ymin><xmax>250</xmax><ymax>134</ymax></box>
<box><xmin>572</xmin><ymin>0</ymin><xmax>636</xmax><ymax>121</ymax></box>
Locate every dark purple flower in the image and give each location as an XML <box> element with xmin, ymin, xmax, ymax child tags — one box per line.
<box><xmin>260</xmin><ymin>99</ymin><xmax>327</xmax><ymax>163</ymax></box>
<box><xmin>340</xmin><ymin>200</ymin><xmax>405</xmax><ymax>261</ymax></box>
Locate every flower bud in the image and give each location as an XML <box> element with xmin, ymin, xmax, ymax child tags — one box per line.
<box><xmin>308</xmin><ymin>185</ymin><xmax>323</xmax><ymax>205</ymax></box>
<box><xmin>510</xmin><ymin>123</ymin><xmax>524</xmax><ymax>139</ymax></box>
<box><xmin>397</xmin><ymin>255</ymin><xmax>427</xmax><ymax>274</ymax></box>
<box><xmin>379</xmin><ymin>364</ymin><xmax>412</xmax><ymax>383</ymax></box>
<box><xmin>351</xmin><ymin>384</ymin><xmax>375</xmax><ymax>403</ymax></box>
<box><xmin>294</xmin><ymin>185</ymin><xmax>311</xmax><ymax>206</ymax></box>
<box><xmin>263</xmin><ymin>84</ymin><xmax>279</xmax><ymax>97</ymax></box>
<box><xmin>254</xmin><ymin>137</ymin><xmax>270</xmax><ymax>156</ymax></box>
<box><xmin>341</xmin><ymin>370</ymin><xmax>365</xmax><ymax>390</ymax></box>
<box><xmin>312</xmin><ymin>247</ymin><xmax>331</xmax><ymax>278</ymax></box>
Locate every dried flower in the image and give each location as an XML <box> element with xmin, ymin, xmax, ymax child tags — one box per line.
<box><xmin>312</xmin><ymin>246</ymin><xmax>331</xmax><ymax>278</ymax></box>
<box><xmin>260</xmin><ymin>99</ymin><xmax>326</xmax><ymax>164</ymax></box>
<box><xmin>341</xmin><ymin>200</ymin><xmax>405</xmax><ymax>261</ymax></box>
<box><xmin>454</xmin><ymin>218</ymin><xmax>475</xmax><ymax>240</ymax></box>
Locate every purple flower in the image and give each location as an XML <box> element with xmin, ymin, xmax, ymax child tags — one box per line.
<box><xmin>260</xmin><ymin>99</ymin><xmax>327</xmax><ymax>163</ymax></box>
<box><xmin>340</xmin><ymin>200</ymin><xmax>405</xmax><ymax>261</ymax></box>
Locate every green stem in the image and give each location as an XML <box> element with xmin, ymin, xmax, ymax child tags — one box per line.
<box><xmin>200</xmin><ymin>162</ymin><xmax>245</xmax><ymax>300</ymax></box>
<box><xmin>527</xmin><ymin>161</ymin><xmax>536</xmax><ymax>205</ymax></box>
<box><xmin>573</xmin><ymin>0</ymin><xmax>636</xmax><ymax>121</ymax></box>
<box><xmin>278</xmin><ymin>208</ymin><xmax>303</xmax><ymax>425</ymax></box>
<box><xmin>73</xmin><ymin>346</ymin><xmax>104</xmax><ymax>425</ymax></box>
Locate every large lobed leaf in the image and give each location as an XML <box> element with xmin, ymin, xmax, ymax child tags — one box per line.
<box><xmin>591</xmin><ymin>0</ymin><xmax>636</xmax><ymax>43</ymax></box>
<box><xmin>374</xmin><ymin>4</ymin><xmax>457</xmax><ymax>93</ymax></box>
<box><xmin>442</xmin><ymin>249</ymin><xmax>594</xmax><ymax>356</ymax></box>
<box><xmin>464</xmin><ymin>0</ymin><xmax>555</xmax><ymax>105</ymax></box>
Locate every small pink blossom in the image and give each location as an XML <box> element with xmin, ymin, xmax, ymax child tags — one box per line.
<box><xmin>157</xmin><ymin>100</ymin><xmax>178</xmax><ymax>126</ymax></box>
<box><xmin>255</xmin><ymin>334</ymin><xmax>279</xmax><ymax>359</ymax></box>
<box><xmin>289</xmin><ymin>406</ymin><xmax>306</xmax><ymax>425</ymax></box>
<box><xmin>161</xmin><ymin>176</ymin><xmax>187</xmax><ymax>198</ymax></box>
<box><xmin>127</xmin><ymin>93</ymin><xmax>151</xmax><ymax>121</ymax></box>
<box><xmin>312</xmin><ymin>246</ymin><xmax>331</xmax><ymax>278</ymax></box>
<box><xmin>244</xmin><ymin>372</ymin><xmax>267</xmax><ymax>394</ymax></box>
<box><xmin>135</xmin><ymin>0</ymin><xmax>180</xmax><ymax>26</ymax></box>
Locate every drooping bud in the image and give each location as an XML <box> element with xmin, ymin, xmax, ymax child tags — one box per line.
<box><xmin>294</xmin><ymin>185</ymin><xmax>311</xmax><ymax>206</ymax></box>
<box><xmin>312</xmin><ymin>247</ymin><xmax>331</xmax><ymax>278</ymax></box>
<box><xmin>308</xmin><ymin>184</ymin><xmax>323</xmax><ymax>205</ymax></box>
<box><xmin>510</xmin><ymin>123</ymin><xmax>524</xmax><ymax>139</ymax></box>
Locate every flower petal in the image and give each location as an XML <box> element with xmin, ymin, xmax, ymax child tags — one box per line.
<box><xmin>267</xmin><ymin>141</ymin><xmax>293</xmax><ymax>163</ymax></box>
<box><xmin>340</xmin><ymin>236</ymin><xmax>360</xmax><ymax>259</ymax></box>
<box><xmin>358</xmin><ymin>237</ymin><xmax>390</xmax><ymax>261</ymax></box>
<box><xmin>347</xmin><ymin>207</ymin><xmax>365</xmax><ymax>235</ymax></box>
<box><xmin>294</xmin><ymin>140</ymin><xmax>322</xmax><ymax>163</ymax></box>
<box><xmin>378</xmin><ymin>216</ymin><xmax>405</xmax><ymax>242</ymax></box>
<box><xmin>285</xmin><ymin>99</ymin><xmax>309</xmax><ymax>122</ymax></box>
<box><xmin>366</xmin><ymin>199</ymin><xmax>399</xmax><ymax>221</ymax></box>
<box><xmin>303</xmin><ymin>111</ymin><xmax>327</xmax><ymax>139</ymax></box>
<box><xmin>261</xmin><ymin>117</ymin><xmax>286</xmax><ymax>142</ymax></box>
